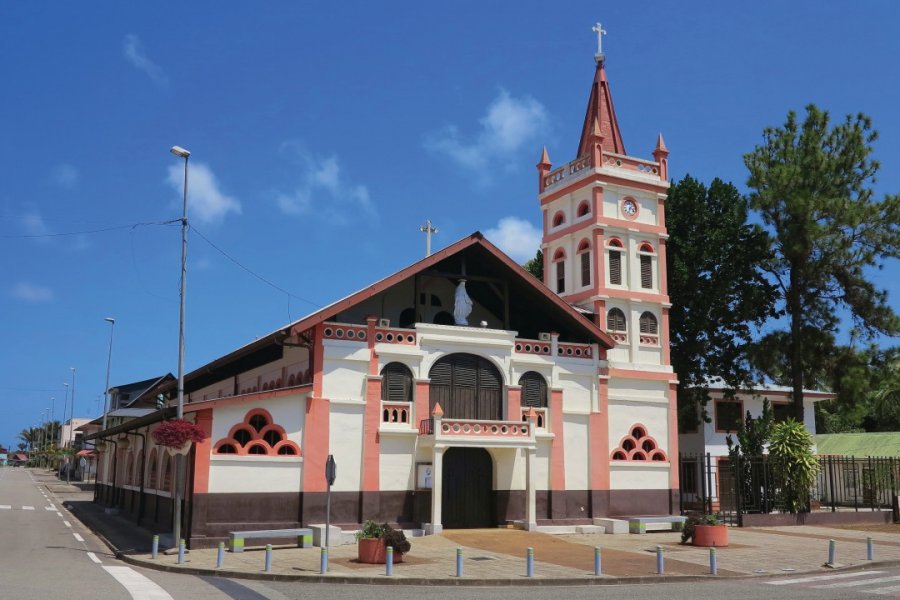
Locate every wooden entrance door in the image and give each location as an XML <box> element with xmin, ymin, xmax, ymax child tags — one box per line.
<box><xmin>442</xmin><ymin>447</ymin><xmax>494</xmax><ymax>528</ymax></box>
<box><xmin>429</xmin><ymin>353</ymin><xmax>502</xmax><ymax>420</ymax></box>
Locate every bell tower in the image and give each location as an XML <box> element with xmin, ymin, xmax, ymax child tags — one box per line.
<box><xmin>536</xmin><ymin>24</ymin><xmax>679</xmax><ymax>515</ymax></box>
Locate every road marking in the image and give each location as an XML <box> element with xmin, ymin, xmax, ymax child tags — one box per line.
<box><xmin>767</xmin><ymin>571</ymin><xmax>884</xmax><ymax>585</ymax></box>
<box><xmin>87</xmin><ymin>552</ymin><xmax>102</xmax><ymax>564</ymax></box>
<box><xmin>22</xmin><ymin>506</ymin><xmax>34</xmax><ymax>510</ymax></box>
<box><xmin>102</xmin><ymin>566</ymin><xmax>174</xmax><ymax>599</ymax></box>
<box><xmin>869</xmin><ymin>584</ymin><xmax>900</xmax><ymax>595</ymax></box>
<box><xmin>73</xmin><ymin>533</ymin><xmax>84</xmax><ymax>542</ymax></box>
<box><xmin>0</xmin><ymin>505</ymin><xmax>10</xmax><ymax>510</ymax></box>
<box><xmin>813</xmin><ymin>575</ymin><xmax>900</xmax><ymax>589</ymax></box>
<box><xmin>64</xmin><ymin>521</ymin><xmax>72</xmax><ymax>527</ymax></box>
<box><xmin>45</xmin><ymin>506</ymin><xmax>56</xmax><ymax>511</ymax></box>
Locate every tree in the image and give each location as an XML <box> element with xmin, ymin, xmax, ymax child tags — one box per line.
<box><xmin>523</xmin><ymin>248</ymin><xmax>543</xmax><ymax>281</ymax></box>
<box><xmin>666</xmin><ymin>175</ymin><xmax>776</xmax><ymax>429</ymax></box>
<box><xmin>745</xmin><ymin>105</ymin><xmax>900</xmax><ymax>420</ymax></box>
<box><xmin>768</xmin><ymin>419</ymin><xmax>819</xmax><ymax>513</ymax></box>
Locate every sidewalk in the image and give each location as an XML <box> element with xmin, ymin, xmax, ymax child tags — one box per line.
<box><xmin>33</xmin><ymin>470</ymin><xmax>900</xmax><ymax>586</ymax></box>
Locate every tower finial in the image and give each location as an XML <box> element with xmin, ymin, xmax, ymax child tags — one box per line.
<box><xmin>592</xmin><ymin>22</ymin><xmax>607</xmax><ymax>63</ymax></box>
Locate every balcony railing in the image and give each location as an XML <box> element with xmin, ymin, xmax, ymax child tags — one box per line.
<box><xmin>382</xmin><ymin>402</ymin><xmax>411</xmax><ymax>425</ymax></box>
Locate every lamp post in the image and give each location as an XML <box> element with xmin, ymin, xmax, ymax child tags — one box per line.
<box><xmin>49</xmin><ymin>396</ymin><xmax>55</xmax><ymax>453</ymax></box>
<box><xmin>67</xmin><ymin>367</ymin><xmax>76</xmax><ymax>483</ymax></box>
<box><xmin>102</xmin><ymin>318</ymin><xmax>116</xmax><ymax>432</ymax></box>
<box><xmin>62</xmin><ymin>382</ymin><xmax>69</xmax><ymax>477</ymax></box>
<box><xmin>170</xmin><ymin>144</ymin><xmax>190</xmax><ymax>549</ymax></box>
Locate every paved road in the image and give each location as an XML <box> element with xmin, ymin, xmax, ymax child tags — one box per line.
<box><xmin>4</xmin><ymin>467</ymin><xmax>899</xmax><ymax>599</ymax></box>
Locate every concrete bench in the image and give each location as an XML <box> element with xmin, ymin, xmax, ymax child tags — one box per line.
<box><xmin>627</xmin><ymin>516</ymin><xmax>687</xmax><ymax>534</ymax></box>
<box><xmin>228</xmin><ymin>528</ymin><xmax>313</xmax><ymax>552</ymax></box>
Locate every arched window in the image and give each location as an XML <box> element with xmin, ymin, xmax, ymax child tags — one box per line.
<box><xmin>147</xmin><ymin>452</ymin><xmax>158</xmax><ymax>489</ymax></box>
<box><xmin>552</xmin><ymin>211</ymin><xmax>565</xmax><ymax>227</ymax></box>
<box><xmin>576</xmin><ymin>201</ymin><xmax>590</xmax><ymax>218</ymax></box>
<box><xmin>162</xmin><ymin>456</ymin><xmax>172</xmax><ymax>491</ymax></box>
<box><xmin>429</xmin><ymin>353</ymin><xmax>502</xmax><ymax>420</ymax></box>
<box><xmin>607</xmin><ymin>308</ymin><xmax>627</xmax><ymax>332</ymax></box>
<box><xmin>519</xmin><ymin>371</ymin><xmax>548</xmax><ymax>408</ymax></box>
<box><xmin>553</xmin><ymin>249</ymin><xmax>566</xmax><ymax>294</ymax></box>
<box><xmin>399</xmin><ymin>307</ymin><xmax>417</xmax><ymax>329</ymax></box>
<box><xmin>577</xmin><ymin>239</ymin><xmax>591</xmax><ymax>287</ymax></box>
<box><xmin>638</xmin><ymin>243</ymin><xmax>654</xmax><ymax>289</ymax></box>
<box><xmin>639</xmin><ymin>312</ymin><xmax>658</xmax><ymax>334</ymax></box>
<box><xmin>608</xmin><ymin>239</ymin><xmax>623</xmax><ymax>285</ymax></box>
<box><xmin>381</xmin><ymin>362</ymin><xmax>413</xmax><ymax>404</ymax></box>
<box><xmin>212</xmin><ymin>408</ymin><xmax>301</xmax><ymax>456</ymax></box>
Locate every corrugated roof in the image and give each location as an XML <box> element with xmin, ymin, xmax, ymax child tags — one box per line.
<box><xmin>814</xmin><ymin>432</ymin><xmax>900</xmax><ymax>458</ymax></box>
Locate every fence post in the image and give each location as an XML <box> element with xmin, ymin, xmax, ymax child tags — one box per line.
<box><xmin>852</xmin><ymin>456</ymin><xmax>859</xmax><ymax>512</ymax></box>
<box><xmin>829</xmin><ymin>455</ymin><xmax>837</xmax><ymax>513</ymax></box>
<box><xmin>735</xmin><ymin>454</ymin><xmax>744</xmax><ymax>527</ymax></box>
<box><xmin>706</xmin><ymin>452</ymin><xmax>714</xmax><ymax>515</ymax></box>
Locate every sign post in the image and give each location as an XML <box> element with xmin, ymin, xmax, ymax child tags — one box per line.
<box><xmin>325</xmin><ymin>455</ymin><xmax>336</xmax><ymax>551</ymax></box>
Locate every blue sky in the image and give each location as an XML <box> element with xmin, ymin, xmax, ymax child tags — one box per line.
<box><xmin>2</xmin><ymin>1</ymin><xmax>899</xmax><ymax>449</ymax></box>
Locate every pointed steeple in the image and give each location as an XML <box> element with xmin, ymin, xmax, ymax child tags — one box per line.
<box><xmin>653</xmin><ymin>132</ymin><xmax>669</xmax><ymax>181</ymax></box>
<box><xmin>536</xmin><ymin>146</ymin><xmax>552</xmax><ymax>193</ymax></box>
<box><xmin>654</xmin><ymin>132</ymin><xmax>668</xmax><ymax>153</ymax></box>
<box><xmin>576</xmin><ymin>61</ymin><xmax>626</xmax><ymax>158</ymax></box>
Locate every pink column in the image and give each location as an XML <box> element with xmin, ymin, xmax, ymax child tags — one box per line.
<box><xmin>362</xmin><ymin>375</ymin><xmax>381</xmax><ymax>491</ymax></box>
<box><xmin>415</xmin><ymin>380</ymin><xmax>430</xmax><ymax>429</ymax></box>
<box><xmin>549</xmin><ymin>389</ymin><xmax>565</xmax><ymax>491</ymax></box>
<box><xmin>507</xmin><ymin>386</ymin><xmax>522</xmax><ymax>422</ymax></box>
<box><xmin>590</xmin><ymin>378</ymin><xmax>610</xmax><ymax>491</ymax></box>
<box><xmin>192</xmin><ymin>410</ymin><xmax>213</xmax><ymax>494</ymax></box>
<box><xmin>303</xmin><ymin>324</ymin><xmax>330</xmax><ymax>493</ymax></box>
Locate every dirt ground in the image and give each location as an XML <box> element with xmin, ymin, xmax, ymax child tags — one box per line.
<box><xmin>819</xmin><ymin>521</ymin><xmax>900</xmax><ymax>534</ymax></box>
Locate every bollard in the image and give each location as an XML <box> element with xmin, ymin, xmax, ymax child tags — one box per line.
<box><xmin>264</xmin><ymin>544</ymin><xmax>272</xmax><ymax>573</ymax></box>
<box><xmin>320</xmin><ymin>546</ymin><xmax>328</xmax><ymax>574</ymax></box>
<box><xmin>216</xmin><ymin>542</ymin><xmax>224</xmax><ymax>569</ymax></box>
<box><xmin>456</xmin><ymin>547</ymin><xmax>464</xmax><ymax>578</ymax></box>
<box><xmin>386</xmin><ymin>546</ymin><xmax>394</xmax><ymax>576</ymax></box>
<box><xmin>151</xmin><ymin>535</ymin><xmax>159</xmax><ymax>560</ymax></box>
<box><xmin>526</xmin><ymin>547</ymin><xmax>534</xmax><ymax>578</ymax></box>
<box><xmin>828</xmin><ymin>539</ymin><xmax>836</xmax><ymax>565</ymax></box>
<box><xmin>656</xmin><ymin>545</ymin><xmax>664</xmax><ymax>575</ymax></box>
<box><xmin>177</xmin><ymin>539</ymin><xmax>186</xmax><ymax>564</ymax></box>
<box><xmin>594</xmin><ymin>546</ymin><xmax>602</xmax><ymax>576</ymax></box>
<box><xmin>867</xmin><ymin>537</ymin><xmax>874</xmax><ymax>561</ymax></box>
<box><xmin>709</xmin><ymin>547</ymin><xmax>718</xmax><ymax>576</ymax></box>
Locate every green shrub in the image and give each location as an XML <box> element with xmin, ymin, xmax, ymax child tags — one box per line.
<box><xmin>769</xmin><ymin>419</ymin><xmax>819</xmax><ymax>513</ymax></box>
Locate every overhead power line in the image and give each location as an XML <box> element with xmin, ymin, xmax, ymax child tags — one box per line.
<box><xmin>0</xmin><ymin>219</ymin><xmax>180</xmax><ymax>239</ymax></box>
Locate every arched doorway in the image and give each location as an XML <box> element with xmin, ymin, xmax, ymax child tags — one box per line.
<box><xmin>442</xmin><ymin>447</ymin><xmax>494</xmax><ymax>528</ymax></box>
<box><xmin>429</xmin><ymin>353</ymin><xmax>502</xmax><ymax>420</ymax></box>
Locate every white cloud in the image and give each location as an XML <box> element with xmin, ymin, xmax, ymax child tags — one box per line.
<box><xmin>484</xmin><ymin>217</ymin><xmax>542</xmax><ymax>263</ymax></box>
<box><xmin>275</xmin><ymin>146</ymin><xmax>373</xmax><ymax>223</ymax></box>
<box><xmin>11</xmin><ymin>282</ymin><xmax>53</xmax><ymax>303</ymax></box>
<box><xmin>20</xmin><ymin>210</ymin><xmax>50</xmax><ymax>237</ymax></box>
<box><xmin>165</xmin><ymin>162</ymin><xmax>241</xmax><ymax>226</ymax></box>
<box><xmin>51</xmin><ymin>164</ymin><xmax>79</xmax><ymax>189</ymax></box>
<box><xmin>123</xmin><ymin>34</ymin><xmax>168</xmax><ymax>86</ymax></box>
<box><xmin>425</xmin><ymin>89</ymin><xmax>549</xmax><ymax>178</ymax></box>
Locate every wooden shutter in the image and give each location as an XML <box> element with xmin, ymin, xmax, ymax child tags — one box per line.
<box><xmin>580</xmin><ymin>252</ymin><xmax>590</xmax><ymax>286</ymax></box>
<box><xmin>556</xmin><ymin>261</ymin><xmax>565</xmax><ymax>293</ymax></box>
<box><xmin>639</xmin><ymin>312</ymin><xmax>658</xmax><ymax>334</ymax></box>
<box><xmin>519</xmin><ymin>371</ymin><xmax>548</xmax><ymax>408</ymax></box>
<box><xmin>640</xmin><ymin>255</ymin><xmax>652</xmax><ymax>289</ymax></box>
<box><xmin>607</xmin><ymin>308</ymin><xmax>626</xmax><ymax>332</ymax></box>
<box><xmin>609</xmin><ymin>250</ymin><xmax>621</xmax><ymax>285</ymax></box>
<box><xmin>381</xmin><ymin>362</ymin><xmax>412</xmax><ymax>403</ymax></box>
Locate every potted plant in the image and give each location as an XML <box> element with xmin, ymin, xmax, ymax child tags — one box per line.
<box><xmin>681</xmin><ymin>513</ymin><xmax>728</xmax><ymax>547</ymax></box>
<box><xmin>355</xmin><ymin>520</ymin><xmax>411</xmax><ymax>563</ymax></box>
<box><xmin>151</xmin><ymin>419</ymin><xmax>206</xmax><ymax>456</ymax></box>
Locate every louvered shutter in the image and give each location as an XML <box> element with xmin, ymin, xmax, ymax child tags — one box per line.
<box><xmin>607</xmin><ymin>308</ymin><xmax>626</xmax><ymax>332</ymax></box>
<box><xmin>639</xmin><ymin>312</ymin><xmax>658</xmax><ymax>334</ymax></box>
<box><xmin>519</xmin><ymin>371</ymin><xmax>548</xmax><ymax>408</ymax></box>
<box><xmin>556</xmin><ymin>261</ymin><xmax>565</xmax><ymax>293</ymax></box>
<box><xmin>580</xmin><ymin>252</ymin><xmax>590</xmax><ymax>286</ymax></box>
<box><xmin>609</xmin><ymin>251</ymin><xmax>621</xmax><ymax>285</ymax></box>
<box><xmin>381</xmin><ymin>362</ymin><xmax>412</xmax><ymax>403</ymax></box>
<box><xmin>640</xmin><ymin>255</ymin><xmax>652</xmax><ymax>289</ymax></box>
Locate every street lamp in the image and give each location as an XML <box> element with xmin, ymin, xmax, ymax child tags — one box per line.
<box><xmin>102</xmin><ymin>318</ymin><xmax>116</xmax><ymax>432</ymax></box>
<box><xmin>170</xmin><ymin>144</ymin><xmax>190</xmax><ymax>548</ymax></box>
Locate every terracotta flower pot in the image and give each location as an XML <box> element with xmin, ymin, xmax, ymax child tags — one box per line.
<box><xmin>692</xmin><ymin>524</ymin><xmax>729</xmax><ymax>547</ymax></box>
<box><xmin>357</xmin><ymin>538</ymin><xmax>404</xmax><ymax>564</ymax></box>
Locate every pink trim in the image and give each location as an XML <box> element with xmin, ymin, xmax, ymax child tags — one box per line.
<box><xmin>607</xmin><ymin>237</ymin><xmax>623</xmax><ymax>248</ymax></box>
<box><xmin>657</xmin><ymin>197</ymin><xmax>666</xmax><ymax>229</ymax></box>
<box><xmin>540</xmin><ymin>172</ymin><xmax>668</xmax><ymax>205</ymax></box>
<box><xmin>658</xmin><ymin>239</ymin><xmax>668</xmax><ymax>296</ymax></box>
<box><xmin>362</xmin><ymin>375</ymin><xmax>381</xmax><ymax>491</ymax></box>
<box><xmin>638</xmin><ymin>242</ymin><xmax>655</xmax><ymax>253</ymax></box>
<box><xmin>603</xmin><ymin>367</ymin><xmax>676</xmax><ymax>382</ymax></box>
<box><xmin>212</xmin><ymin>408</ymin><xmax>301</xmax><ymax>457</ymax></box>
<box><xmin>576</xmin><ymin>238</ymin><xmax>591</xmax><ymax>253</ymax></box>
<box><xmin>192</xmin><ymin>410</ymin><xmax>212</xmax><ymax>493</ymax></box>
<box><xmin>550</xmin><ymin>389</ymin><xmax>565</xmax><ymax>490</ymax></box>
<box><xmin>506</xmin><ymin>386</ymin><xmax>522</xmax><ymax>422</ymax></box>
<box><xmin>590</xmin><ymin>380</ymin><xmax>610</xmax><ymax>490</ymax></box>
<box><xmin>661</xmin><ymin>308</ymin><xmax>671</xmax><ymax>365</ymax></box>
<box><xmin>592</xmin><ymin>229</ymin><xmax>605</xmax><ymax>294</ymax></box>
<box><xmin>415</xmin><ymin>380</ymin><xmax>430</xmax><ymax>428</ymax></box>
<box><xmin>610</xmin><ymin>423</ymin><xmax>667</xmax><ymax>462</ymax></box>
<box><xmin>552</xmin><ymin>247</ymin><xmax>566</xmax><ymax>261</ymax></box>
<box><xmin>366</xmin><ymin>316</ymin><xmax>378</xmax><ymax>374</ymax></box>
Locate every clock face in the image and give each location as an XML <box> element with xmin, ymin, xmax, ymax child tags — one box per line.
<box><xmin>622</xmin><ymin>199</ymin><xmax>638</xmax><ymax>218</ymax></box>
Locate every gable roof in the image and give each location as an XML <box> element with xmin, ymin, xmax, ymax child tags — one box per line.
<box><xmin>109</xmin><ymin>374</ymin><xmax>174</xmax><ymax>408</ymax></box>
<box><xmin>179</xmin><ymin>232</ymin><xmax>614</xmax><ymax>392</ymax></box>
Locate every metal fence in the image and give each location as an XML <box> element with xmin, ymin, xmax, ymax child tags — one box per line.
<box><xmin>679</xmin><ymin>453</ymin><xmax>899</xmax><ymax>525</ymax></box>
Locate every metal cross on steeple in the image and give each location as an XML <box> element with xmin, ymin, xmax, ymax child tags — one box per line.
<box><xmin>592</xmin><ymin>22</ymin><xmax>607</xmax><ymax>62</ymax></box>
<box><xmin>420</xmin><ymin>219</ymin><xmax>438</xmax><ymax>257</ymax></box>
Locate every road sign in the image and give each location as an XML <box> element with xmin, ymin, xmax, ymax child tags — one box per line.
<box><xmin>325</xmin><ymin>454</ymin><xmax>336</xmax><ymax>485</ymax></box>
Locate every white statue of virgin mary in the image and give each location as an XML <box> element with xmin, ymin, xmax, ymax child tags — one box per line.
<box><xmin>453</xmin><ymin>279</ymin><xmax>473</xmax><ymax>325</ymax></box>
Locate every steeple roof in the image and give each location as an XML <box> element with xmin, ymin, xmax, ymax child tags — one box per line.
<box><xmin>576</xmin><ymin>60</ymin><xmax>625</xmax><ymax>157</ymax></box>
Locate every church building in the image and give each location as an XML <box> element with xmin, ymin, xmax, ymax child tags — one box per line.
<box><xmin>90</xmin><ymin>38</ymin><xmax>679</xmax><ymax>547</ymax></box>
